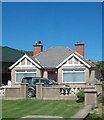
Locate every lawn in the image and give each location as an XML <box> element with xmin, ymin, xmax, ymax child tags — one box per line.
<box><xmin>88</xmin><ymin>107</ymin><xmax>103</xmax><ymax>120</ymax></box>
<box><xmin>2</xmin><ymin>99</ymin><xmax>84</xmax><ymax>119</ymax></box>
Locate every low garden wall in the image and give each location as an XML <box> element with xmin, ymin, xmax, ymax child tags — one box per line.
<box><xmin>1</xmin><ymin>83</ymin><xmax>28</xmax><ymax>99</ymax></box>
<box><xmin>36</xmin><ymin>84</ymin><xmax>98</xmax><ymax>108</ymax></box>
<box><xmin>0</xmin><ymin>83</ymin><xmax>99</xmax><ymax>108</ymax></box>
<box><xmin>42</xmin><ymin>86</ymin><xmax>77</xmax><ymax>100</ymax></box>
<box><xmin>36</xmin><ymin>84</ymin><xmax>79</xmax><ymax>100</ymax></box>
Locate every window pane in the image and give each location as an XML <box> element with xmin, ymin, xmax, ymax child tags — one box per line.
<box><xmin>16</xmin><ymin>70</ymin><xmax>25</xmax><ymax>72</ymax></box>
<box><xmin>63</xmin><ymin>72</ymin><xmax>74</xmax><ymax>82</ymax></box>
<box><xmin>40</xmin><ymin>79</ymin><xmax>47</xmax><ymax>84</ymax></box>
<box><xmin>74</xmin><ymin>69</ymin><xmax>85</xmax><ymax>71</ymax></box>
<box><xmin>63</xmin><ymin>71</ymin><xmax>85</xmax><ymax>82</ymax></box>
<box><xmin>24</xmin><ymin>73</ymin><xmax>36</xmax><ymax>77</ymax></box>
<box><xmin>27</xmin><ymin>70</ymin><xmax>36</xmax><ymax>72</ymax></box>
<box><xmin>74</xmin><ymin>72</ymin><xmax>85</xmax><ymax>82</ymax></box>
<box><xmin>16</xmin><ymin>73</ymin><xmax>25</xmax><ymax>83</ymax></box>
<box><xmin>22</xmin><ymin>78</ymin><xmax>32</xmax><ymax>84</ymax></box>
<box><xmin>16</xmin><ymin>73</ymin><xmax>36</xmax><ymax>83</ymax></box>
<box><xmin>33</xmin><ymin>79</ymin><xmax>39</xmax><ymax>84</ymax></box>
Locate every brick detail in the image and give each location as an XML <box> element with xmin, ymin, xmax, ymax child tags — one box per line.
<box><xmin>33</xmin><ymin>45</ymin><xmax>43</xmax><ymax>56</ymax></box>
<box><xmin>33</xmin><ymin>41</ymin><xmax>43</xmax><ymax>56</ymax></box>
<box><xmin>75</xmin><ymin>42</ymin><xmax>84</xmax><ymax>57</ymax></box>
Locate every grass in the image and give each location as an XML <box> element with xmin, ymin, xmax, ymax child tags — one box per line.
<box><xmin>2</xmin><ymin>98</ymin><xmax>84</xmax><ymax>119</ymax></box>
<box><xmin>88</xmin><ymin>106</ymin><xmax>103</xmax><ymax>120</ymax></box>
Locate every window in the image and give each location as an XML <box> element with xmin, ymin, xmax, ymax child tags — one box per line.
<box><xmin>22</xmin><ymin>78</ymin><xmax>32</xmax><ymax>84</ymax></box>
<box><xmin>40</xmin><ymin>79</ymin><xmax>48</xmax><ymax>84</ymax></box>
<box><xmin>33</xmin><ymin>79</ymin><xmax>39</xmax><ymax>84</ymax></box>
<box><xmin>15</xmin><ymin>70</ymin><xmax>36</xmax><ymax>83</ymax></box>
<box><xmin>63</xmin><ymin>69</ymin><xmax>85</xmax><ymax>83</ymax></box>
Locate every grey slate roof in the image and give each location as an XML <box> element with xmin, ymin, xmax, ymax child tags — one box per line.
<box><xmin>34</xmin><ymin>46</ymin><xmax>73</xmax><ymax>68</ymax></box>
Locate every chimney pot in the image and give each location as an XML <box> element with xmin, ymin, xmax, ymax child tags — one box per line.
<box><xmin>33</xmin><ymin>41</ymin><xmax>43</xmax><ymax>56</ymax></box>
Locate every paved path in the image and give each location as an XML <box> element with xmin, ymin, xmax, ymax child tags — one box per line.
<box><xmin>70</xmin><ymin>105</ymin><xmax>92</xmax><ymax>120</ymax></box>
<box><xmin>18</xmin><ymin>115</ymin><xmax>64</xmax><ymax>120</ymax></box>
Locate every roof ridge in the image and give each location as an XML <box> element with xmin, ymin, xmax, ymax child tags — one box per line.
<box><xmin>66</xmin><ymin>46</ymin><xmax>73</xmax><ymax>53</ymax></box>
<box><xmin>74</xmin><ymin>51</ymin><xmax>84</xmax><ymax>58</ymax></box>
<box><xmin>33</xmin><ymin>46</ymin><xmax>71</xmax><ymax>57</ymax></box>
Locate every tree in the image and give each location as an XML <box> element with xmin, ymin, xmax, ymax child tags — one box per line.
<box><xmin>96</xmin><ymin>61</ymin><xmax>104</xmax><ymax>81</ymax></box>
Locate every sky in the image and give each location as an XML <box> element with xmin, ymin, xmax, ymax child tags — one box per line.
<box><xmin>2</xmin><ymin>2</ymin><xmax>102</xmax><ymax>61</ymax></box>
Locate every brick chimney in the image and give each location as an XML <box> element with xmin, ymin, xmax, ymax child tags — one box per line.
<box><xmin>75</xmin><ymin>41</ymin><xmax>85</xmax><ymax>57</ymax></box>
<box><xmin>33</xmin><ymin>41</ymin><xmax>43</xmax><ymax>56</ymax></box>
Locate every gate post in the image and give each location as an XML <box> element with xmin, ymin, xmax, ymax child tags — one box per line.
<box><xmin>36</xmin><ymin>83</ymin><xmax>43</xmax><ymax>99</ymax></box>
<box><xmin>85</xmin><ymin>89</ymin><xmax>98</xmax><ymax>108</ymax></box>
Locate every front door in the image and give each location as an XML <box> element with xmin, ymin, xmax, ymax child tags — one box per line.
<box><xmin>48</xmin><ymin>71</ymin><xmax>57</xmax><ymax>81</ymax></box>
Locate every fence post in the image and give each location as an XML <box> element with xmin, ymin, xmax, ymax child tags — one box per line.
<box><xmin>20</xmin><ymin>83</ymin><xmax>28</xmax><ymax>98</ymax></box>
<box><xmin>36</xmin><ymin>83</ymin><xmax>43</xmax><ymax>99</ymax></box>
<box><xmin>85</xmin><ymin>89</ymin><xmax>98</xmax><ymax>108</ymax></box>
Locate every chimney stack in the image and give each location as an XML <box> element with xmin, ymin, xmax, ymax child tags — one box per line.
<box><xmin>75</xmin><ymin>41</ymin><xmax>84</xmax><ymax>57</ymax></box>
<box><xmin>33</xmin><ymin>41</ymin><xmax>43</xmax><ymax>56</ymax></box>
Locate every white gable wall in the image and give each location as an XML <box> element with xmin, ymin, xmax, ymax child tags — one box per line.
<box><xmin>58</xmin><ymin>66</ymin><xmax>89</xmax><ymax>86</ymax></box>
<box><xmin>57</xmin><ymin>56</ymin><xmax>95</xmax><ymax>87</ymax></box>
<box><xmin>10</xmin><ymin>56</ymin><xmax>42</xmax><ymax>87</ymax></box>
<box><xmin>11</xmin><ymin>67</ymin><xmax>41</xmax><ymax>87</ymax></box>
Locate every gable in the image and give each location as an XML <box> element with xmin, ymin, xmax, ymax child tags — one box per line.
<box><xmin>63</xmin><ymin>56</ymin><xmax>84</xmax><ymax>66</ymax></box>
<box><xmin>56</xmin><ymin>53</ymin><xmax>91</xmax><ymax>68</ymax></box>
<box><xmin>16</xmin><ymin>58</ymin><xmax>34</xmax><ymax>66</ymax></box>
<box><xmin>9</xmin><ymin>54</ymin><xmax>41</xmax><ymax>69</ymax></box>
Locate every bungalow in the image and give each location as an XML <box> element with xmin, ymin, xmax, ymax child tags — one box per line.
<box><xmin>9</xmin><ymin>41</ymin><xmax>98</xmax><ymax>87</ymax></box>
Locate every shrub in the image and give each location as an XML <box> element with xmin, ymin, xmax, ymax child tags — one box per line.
<box><xmin>76</xmin><ymin>89</ymin><xmax>85</xmax><ymax>103</ymax></box>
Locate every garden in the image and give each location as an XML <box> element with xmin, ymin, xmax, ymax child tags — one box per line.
<box><xmin>2</xmin><ymin>99</ymin><xmax>84</xmax><ymax>120</ymax></box>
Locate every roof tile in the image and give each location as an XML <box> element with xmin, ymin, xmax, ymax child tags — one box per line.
<box><xmin>34</xmin><ymin>46</ymin><xmax>72</xmax><ymax>68</ymax></box>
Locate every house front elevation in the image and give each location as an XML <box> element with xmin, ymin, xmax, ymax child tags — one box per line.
<box><xmin>9</xmin><ymin>41</ymin><xmax>97</xmax><ymax>87</ymax></box>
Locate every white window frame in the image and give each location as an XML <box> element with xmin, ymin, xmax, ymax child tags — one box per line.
<box><xmin>15</xmin><ymin>70</ymin><xmax>37</xmax><ymax>83</ymax></box>
<box><xmin>62</xmin><ymin>69</ymin><xmax>86</xmax><ymax>83</ymax></box>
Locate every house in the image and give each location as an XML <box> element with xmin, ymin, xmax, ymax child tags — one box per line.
<box><xmin>0</xmin><ymin>46</ymin><xmax>24</xmax><ymax>86</ymax></box>
<box><xmin>9</xmin><ymin>41</ymin><xmax>98</xmax><ymax>87</ymax></box>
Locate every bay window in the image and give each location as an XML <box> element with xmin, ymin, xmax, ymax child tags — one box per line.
<box><xmin>15</xmin><ymin>70</ymin><xmax>36</xmax><ymax>83</ymax></box>
<box><xmin>63</xmin><ymin>69</ymin><xmax>85</xmax><ymax>83</ymax></box>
